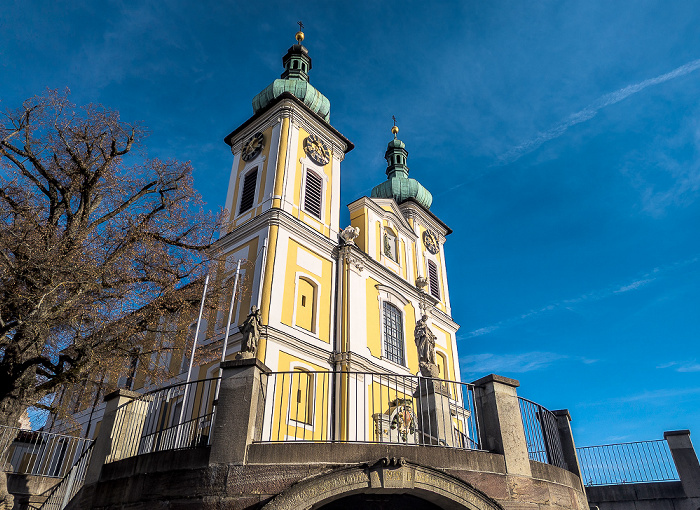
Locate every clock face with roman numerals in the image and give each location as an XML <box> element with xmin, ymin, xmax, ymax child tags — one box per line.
<box><xmin>422</xmin><ymin>230</ymin><xmax>439</xmax><ymax>255</ymax></box>
<box><xmin>241</xmin><ymin>132</ymin><xmax>264</xmax><ymax>161</ymax></box>
<box><xmin>303</xmin><ymin>134</ymin><xmax>331</xmax><ymax>166</ymax></box>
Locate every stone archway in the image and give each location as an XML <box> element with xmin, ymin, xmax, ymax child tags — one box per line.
<box><xmin>261</xmin><ymin>459</ymin><xmax>504</xmax><ymax>510</ymax></box>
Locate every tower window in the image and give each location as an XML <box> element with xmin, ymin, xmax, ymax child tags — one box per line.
<box><xmin>238</xmin><ymin>168</ymin><xmax>258</xmax><ymax>214</ymax></box>
<box><xmin>383</xmin><ymin>302</ymin><xmax>404</xmax><ymax>365</ymax></box>
<box><xmin>290</xmin><ymin>368</ymin><xmax>314</xmax><ymax>425</ymax></box>
<box><xmin>428</xmin><ymin>260</ymin><xmax>440</xmax><ymax>299</ymax></box>
<box><xmin>303</xmin><ymin>170</ymin><xmax>323</xmax><ymax>219</ymax></box>
<box><xmin>295</xmin><ymin>277</ymin><xmax>316</xmax><ymax>332</ymax></box>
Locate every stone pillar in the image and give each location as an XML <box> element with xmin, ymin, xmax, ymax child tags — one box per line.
<box><xmin>414</xmin><ymin>380</ymin><xmax>456</xmax><ymax>447</ymax></box>
<box><xmin>84</xmin><ymin>389</ymin><xmax>143</xmax><ymax>485</ymax></box>
<box><xmin>552</xmin><ymin>409</ymin><xmax>586</xmax><ymax>492</ymax></box>
<box><xmin>664</xmin><ymin>429</ymin><xmax>700</xmax><ymax>497</ymax></box>
<box><xmin>472</xmin><ymin>374</ymin><xmax>531</xmax><ymax>476</ymax></box>
<box><xmin>209</xmin><ymin>357</ymin><xmax>270</xmax><ymax>465</ymax></box>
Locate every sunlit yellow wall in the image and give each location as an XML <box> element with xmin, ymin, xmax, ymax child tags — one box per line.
<box><xmin>291</xmin><ymin>127</ymin><xmax>334</xmax><ymax>237</ymax></box>
<box><xmin>403</xmin><ymin>303</ymin><xmax>418</xmax><ymax>374</ymax></box>
<box><xmin>268</xmin><ymin>351</ymin><xmax>330</xmax><ymax>441</ymax></box>
<box><xmin>349</xmin><ymin>208</ymin><xmax>368</xmax><ymax>253</ymax></box>
<box><xmin>365</xmin><ymin>278</ymin><xmax>381</xmax><ymax>357</ymax></box>
<box><xmin>432</xmin><ymin>324</ymin><xmax>458</xmax><ymax>392</ymax></box>
<box><xmin>280</xmin><ymin>239</ymin><xmax>333</xmax><ymax>343</ymax></box>
<box><xmin>228</xmin><ymin>126</ymin><xmax>275</xmax><ymax>226</ymax></box>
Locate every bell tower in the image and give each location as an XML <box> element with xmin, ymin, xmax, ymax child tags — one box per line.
<box><xmin>216</xmin><ymin>28</ymin><xmax>353</xmax><ymax>373</ymax></box>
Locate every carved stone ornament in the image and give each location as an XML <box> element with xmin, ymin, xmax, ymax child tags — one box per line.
<box><xmin>339</xmin><ymin>225</ymin><xmax>359</xmax><ymax>245</ymax></box>
<box><xmin>342</xmin><ymin>251</ymin><xmax>364</xmax><ymax>273</ymax></box>
<box><xmin>237</xmin><ymin>305</ymin><xmax>262</xmax><ymax>358</ymax></box>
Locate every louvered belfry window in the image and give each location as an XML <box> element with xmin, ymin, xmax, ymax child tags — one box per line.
<box><xmin>383</xmin><ymin>302</ymin><xmax>404</xmax><ymax>365</ymax></box>
<box><xmin>428</xmin><ymin>260</ymin><xmax>440</xmax><ymax>299</ymax></box>
<box><xmin>238</xmin><ymin>168</ymin><xmax>258</xmax><ymax>214</ymax></box>
<box><xmin>303</xmin><ymin>171</ymin><xmax>323</xmax><ymax>219</ymax></box>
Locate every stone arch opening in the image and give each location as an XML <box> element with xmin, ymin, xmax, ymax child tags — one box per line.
<box><xmin>261</xmin><ymin>461</ymin><xmax>504</xmax><ymax>510</ymax></box>
<box><xmin>318</xmin><ymin>492</ymin><xmax>443</xmax><ymax>510</ymax></box>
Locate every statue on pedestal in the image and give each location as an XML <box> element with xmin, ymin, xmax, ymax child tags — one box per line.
<box><xmin>238</xmin><ymin>306</ymin><xmax>262</xmax><ymax>358</ymax></box>
<box><xmin>339</xmin><ymin>225</ymin><xmax>360</xmax><ymax>245</ymax></box>
<box><xmin>414</xmin><ymin>315</ymin><xmax>438</xmax><ymax>378</ymax></box>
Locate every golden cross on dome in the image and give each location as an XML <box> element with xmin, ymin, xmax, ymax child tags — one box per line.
<box><xmin>391</xmin><ymin>116</ymin><xmax>399</xmax><ymax>137</ymax></box>
<box><xmin>296</xmin><ymin>21</ymin><xmax>305</xmax><ymax>43</ymax></box>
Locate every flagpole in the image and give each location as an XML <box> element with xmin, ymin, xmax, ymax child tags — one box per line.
<box><xmin>214</xmin><ymin>260</ymin><xmax>242</xmax><ymax>404</ymax></box>
<box><xmin>176</xmin><ymin>274</ymin><xmax>210</xmax><ymax>445</ymax></box>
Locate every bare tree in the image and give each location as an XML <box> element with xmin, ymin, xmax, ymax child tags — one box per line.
<box><xmin>0</xmin><ymin>90</ymin><xmax>226</xmax><ymax>437</ymax></box>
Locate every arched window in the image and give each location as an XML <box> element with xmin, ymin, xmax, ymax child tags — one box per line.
<box><xmin>290</xmin><ymin>368</ymin><xmax>314</xmax><ymax>425</ymax></box>
<box><xmin>295</xmin><ymin>277</ymin><xmax>316</xmax><ymax>332</ymax></box>
<box><xmin>383</xmin><ymin>302</ymin><xmax>404</xmax><ymax>365</ymax></box>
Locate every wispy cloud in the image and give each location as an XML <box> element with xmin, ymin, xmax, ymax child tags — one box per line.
<box><xmin>464</xmin><ymin>257</ymin><xmax>698</xmax><ymax>338</ymax></box>
<box><xmin>460</xmin><ymin>351</ymin><xmax>596</xmax><ymax>375</ymax></box>
<box><xmin>657</xmin><ymin>360</ymin><xmax>700</xmax><ymax>373</ymax></box>
<box><xmin>498</xmin><ymin>58</ymin><xmax>700</xmax><ymax>164</ymax></box>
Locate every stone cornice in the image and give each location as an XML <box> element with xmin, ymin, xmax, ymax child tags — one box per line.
<box><xmin>214</xmin><ymin>208</ymin><xmax>338</xmax><ymax>256</ymax></box>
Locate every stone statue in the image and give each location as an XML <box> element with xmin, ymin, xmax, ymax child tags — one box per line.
<box><xmin>339</xmin><ymin>225</ymin><xmax>359</xmax><ymax>245</ymax></box>
<box><xmin>238</xmin><ymin>306</ymin><xmax>262</xmax><ymax>358</ymax></box>
<box><xmin>414</xmin><ymin>315</ymin><xmax>438</xmax><ymax>377</ymax></box>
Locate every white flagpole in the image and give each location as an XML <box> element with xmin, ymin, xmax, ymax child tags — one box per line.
<box><xmin>176</xmin><ymin>274</ymin><xmax>210</xmax><ymax>444</ymax></box>
<box><xmin>214</xmin><ymin>260</ymin><xmax>242</xmax><ymax>404</ymax></box>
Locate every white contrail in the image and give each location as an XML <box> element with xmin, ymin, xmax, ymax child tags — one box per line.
<box><xmin>498</xmin><ymin>58</ymin><xmax>700</xmax><ymax>164</ymax></box>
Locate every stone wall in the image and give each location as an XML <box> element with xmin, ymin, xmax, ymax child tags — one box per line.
<box><xmin>587</xmin><ymin>481</ymin><xmax>700</xmax><ymax>510</ymax></box>
<box><xmin>7</xmin><ymin>473</ymin><xmax>60</xmax><ymax>510</ymax></box>
<box><xmin>66</xmin><ymin>443</ymin><xmax>588</xmax><ymax>510</ymax></box>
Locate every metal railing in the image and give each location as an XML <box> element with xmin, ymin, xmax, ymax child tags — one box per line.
<box><xmin>518</xmin><ymin>397</ymin><xmax>567</xmax><ymax>469</ymax></box>
<box><xmin>577</xmin><ymin>439</ymin><xmax>679</xmax><ymax>486</ymax></box>
<box><xmin>38</xmin><ymin>443</ymin><xmax>94</xmax><ymax>510</ymax></box>
<box><xmin>0</xmin><ymin>425</ymin><xmax>93</xmax><ymax>478</ymax></box>
<box><xmin>259</xmin><ymin>371</ymin><xmax>480</xmax><ymax>449</ymax></box>
<box><xmin>106</xmin><ymin>377</ymin><xmax>218</xmax><ymax>463</ymax></box>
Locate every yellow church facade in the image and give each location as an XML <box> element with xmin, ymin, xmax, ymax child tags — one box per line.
<box><xmin>209</xmin><ymin>32</ymin><xmax>467</xmax><ymax>445</ymax></box>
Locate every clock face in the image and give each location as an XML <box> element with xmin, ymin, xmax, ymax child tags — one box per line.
<box><xmin>241</xmin><ymin>132</ymin><xmax>264</xmax><ymax>161</ymax></box>
<box><xmin>303</xmin><ymin>134</ymin><xmax>331</xmax><ymax>166</ymax></box>
<box><xmin>422</xmin><ymin>230</ymin><xmax>439</xmax><ymax>255</ymax></box>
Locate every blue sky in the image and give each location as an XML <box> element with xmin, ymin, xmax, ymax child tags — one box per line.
<box><xmin>2</xmin><ymin>0</ymin><xmax>699</xmax><ymax>446</ymax></box>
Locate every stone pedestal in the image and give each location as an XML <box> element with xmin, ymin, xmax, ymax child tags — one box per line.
<box><xmin>552</xmin><ymin>409</ymin><xmax>586</xmax><ymax>492</ymax></box>
<box><xmin>665</xmin><ymin>429</ymin><xmax>700</xmax><ymax>497</ymax></box>
<box><xmin>472</xmin><ymin>374</ymin><xmax>531</xmax><ymax>476</ymax></box>
<box><xmin>84</xmin><ymin>389</ymin><xmax>144</xmax><ymax>485</ymax></box>
<box><xmin>414</xmin><ymin>379</ymin><xmax>455</xmax><ymax>447</ymax></box>
<box><xmin>209</xmin><ymin>357</ymin><xmax>270</xmax><ymax>465</ymax></box>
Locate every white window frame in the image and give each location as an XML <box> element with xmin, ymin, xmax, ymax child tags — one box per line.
<box><xmin>377</xmin><ymin>286</ymin><xmax>410</xmax><ymax>368</ymax></box>
<box><xmin>235</xmin><ymin>158</ymin><xmax>264</xmax><ymax>220</ymax></box>
<box><xmin>291</xmin><ymin>271</ymin><xmax>322</xmax><ymax>337</ymax></box>
<box><xmin>299</xmin><ymin>160</ymin><xmax>328</xmax><ymax>224</ymax></box>
<box><xmin>426</xmin><ymin>256</ymin><xmax>441</xmax><ymax>300</ymax></box>
<box><xmin>286</xmin><ymin>362</ymin><xmax>317</xmax><ymax>431</ymax></box>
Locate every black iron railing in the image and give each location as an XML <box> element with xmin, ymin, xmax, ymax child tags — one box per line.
<box><xmin>106</xmin><ymin>377</ymin><xmax>218</xmax><ymax>463</ymax></box>
<box><xmin>577</xmin><ymin>439</ymin><xmax>679</xmax><ymax>486</ymax></box>
<box><xmin>38</xmin><ymin>443</ymin><xmax>94</xmax><ymax>510</ymax></box>
<box><xmin>258</xmin><ymin>371</ymin><xmax>481</xmax><ymax>449</ymax></box>
<box><xmin>0</xmin><ymin>425</ymin><xmax>93</xmax><ymax>478</ymax></box>
<box><xmin>517</xmin><ymin>397</ymin><xmax>567</xmax><ymax>469</ymax></box>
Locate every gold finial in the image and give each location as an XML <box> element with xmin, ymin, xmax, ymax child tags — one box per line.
<box><xmin>391</xmin><ymin>115</ymin><xmax>399</xmax><ymax>138</ymax></box>
<box><xmin>296</xmin><ymin>21</ymin><xmax>305</xmax><ymax>43</ymax></box>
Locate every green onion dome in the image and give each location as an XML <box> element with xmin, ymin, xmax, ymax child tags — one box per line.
<box><xmin>252</xmin><ymin>42</ymin><xmax>331</xmax><ymax>122</ymax></box>
<box><xmin>370</xmin><ymin>128</ymin><xmax>433</xmax><ymax>210</ymax></box>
